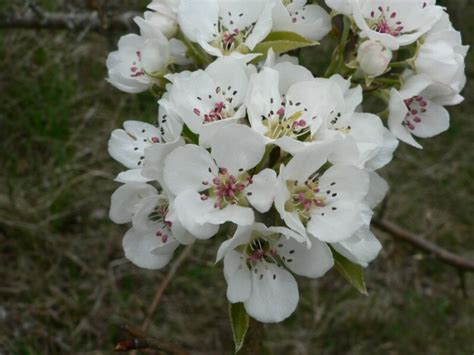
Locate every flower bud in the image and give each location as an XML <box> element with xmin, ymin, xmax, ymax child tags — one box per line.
<box><xmin>356</xmin><ymin>40</ymin><xmax>393</xmax><ymax>78</ymax></box>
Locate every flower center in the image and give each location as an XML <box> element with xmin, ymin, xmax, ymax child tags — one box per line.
<box><xmin>262</xmin><ymin>97</ymin><xmax>312</xmax><ymax>140</ymax></box>
<box><xmin>403</xmin><ymin>96</ymin><xmax>428</xmax><ymax>130</ymax></box>
<box><xmin>149</xmin><ymin>201</ymin><xmax>173</xmax><ymax>243</ymax></box>
<box><xmin>201</xmin><ymin>168</ymin><xmax>253</xmax><ymax>209</ymax></box>
<box><xmin>368</xmin><ymin>6</ymin><xmax>404</xmax><ymax>37</ymax></box>
<box><xmin>130</xmin><ymin>51</ymin><xmax>146</xmax><ymax>78</ymax></box>
<box><xmin>285</xmin><ymin>178</ymin><xmax>326</xmax><ymax>225</ymax></box>
<box><xmin>193</xmin><ymin>86</ymin><xmax>241</xmax><ymax>125</ymax></box>
<box><xmin>211</xmin><ymin>15</ymin><xmax>257</xmax><ymax>55</ymax></box>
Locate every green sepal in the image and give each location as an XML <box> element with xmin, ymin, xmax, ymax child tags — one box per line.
<box><xmin>229</xmin><ymin>302</ymin><xmax>250</xmax><ymax>353</ymax></box>
<box><xmin>333</xmin><ymin>249</ymin><xmax>368</xmax><ymax>295</ymax></box>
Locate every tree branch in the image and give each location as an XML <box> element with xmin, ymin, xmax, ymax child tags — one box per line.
<box><xmin>0</xmin><ymin>9</ymin><xmax>139</xmax><ymax>31</ymax></box>
<box><xmin>373</xmin><ymin>218</ymin><xmax>474</xmax><ymax>272</ymax></box>
<box><xmin>114</xmin><ymin>325</ymin><xmax>189</xmax><ymax>355</ymax></box>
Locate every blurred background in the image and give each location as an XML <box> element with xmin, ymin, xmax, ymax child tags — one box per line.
<box><xmin>0</xmin><ymin>1</ymin><xmax>473</xmax><ymax>354</ymax></box>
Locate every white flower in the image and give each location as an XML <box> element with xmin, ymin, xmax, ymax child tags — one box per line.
<box><xmin>217</xmin><ymin>223</ymin><xmax>334</xmax><ymax>323</ymax></box>
<box><xmin>388</xmin><ymin>74</ymin><xmax>458</xmax><ymax>149</ymax></box>
<box><xmin>246</xmin><ymin>61</ymin><xmax>395</xmax><ymax>168</ymax></box>
<box><xmin>166</xmin><ymin>56</ymin><xmax>251</xmax><ymax>147</ymax></box>
<box><xmin>108</xmin><ymin>99</ymin><xmax>184</xmax><ymax>183</ymax></box>
<box><xmin>163</xmin><ymin>124</ymin><xmax>277</xmax><ymax>239</ymax></box>
<box><xmin>415</xmin><ymin>12</ymin><xmax>469</xmax><ymax>94</ymax></box>
<box><xmin>178</xmin><ymin>0</ymin><xmax>274</xmax><ymax>57</ymax></box>
<box><xmin>325</xmin><ymin>0</ymin><xmax>354</xmax><ymax>15</ymax></box>
<box><xmin>356</xmin><ymin>40</ymin><xmax>392</xmax><ymax>77</ymax></box>
<box><xmin>272</xmin><ymin>0</ymin><xmax>332</xmax><ymax>41</ymax></box>
<box><xmin>275</xmin><ymin>142</ymin><xmax>372</xmax><ymax>244</ymax></box>
<box><xmin>352</xmin><ymin>0</ymin><xmax>443</xmax><ymax>50</ymax></box>
<box><xmin>109</xmin><ymin>183</ymin><xmax>193</xmax><ymax>269</ymax></box>
<box><xmin>106</xmin><ymin>33</ymin><xmax>173</xmax><ymax>94</ymax></box>
<box><xmin>138</xmin><ymin>0</ymin><xmax>180</xmax><ymax>38</ymax></box>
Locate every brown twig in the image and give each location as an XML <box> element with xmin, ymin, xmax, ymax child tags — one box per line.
<box><xmin>0</xmin><ymin>9</ymin><xmax>139</xmax><ymax>31</ymax></box>
<box><xmin>114</xmin><ymin>325</ymin><xmax>189</xmax><ymax>354</ymax></box>
<box><xmin>373</xmin><ymin>218</ymin><xmax>474</xmax><ymax>272</ymax></box>
<box><xmin>141</xmin><ymin>244</ymin><xmax>194</xmax><ymax>332</ymax></box>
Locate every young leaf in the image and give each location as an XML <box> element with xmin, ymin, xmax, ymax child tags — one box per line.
<box><xmin>229</xmin><ymin>302</ymin><xmax>250</xmax><ymax>353</ymax></box>
<box><xmin>333</xmin><ymin>250</ymin><xmax>368</xmax><ymax>295</ymax></box>
<box><xmin>253</xmin><ymin>31</ymin><xmax>317</xmax><ymax>56</ymax></box>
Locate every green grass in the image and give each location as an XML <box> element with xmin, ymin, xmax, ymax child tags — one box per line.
<box><xmin>0</xmin><ymin>1</ymin><xmax>473</xmax><ymax>354</ymax></box>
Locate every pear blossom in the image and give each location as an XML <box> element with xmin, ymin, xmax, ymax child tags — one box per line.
<box><xmin>166</xmin><ymin>56</ymin><xmax>251</xmax><ymax>147</ymax></box>
<box><xmin>136</xmin><ymin>0</ymin><xmax>180</xmax><ymax>38</ymax></box>
<box><xmin>246</xmin><ymin>60</ymin><xmax>397</xmax><ymax>169</ymax></box>
<box><xmin>178</xmin><ymin>0</ymin><xmax>274</xmax><ymax>57</ymax></box>
<box><xmin>106</xmin><ymin>32</ymin><xmax>174</xmax><ymax>94</ymax></box>
<box><xmin>275</xmin><ymin>142</ymin><xmax>372</xmax><ymax>244</ymax></box>
<box><xmin>415</xmin><ymin>13</ymin><xmax>469</xmax><ymax>94</ymax></box>
<box><xmin>110</xmin><ymin>183</ymin><xmax>193</xmax><ymax>269</ymax></box>
<box><xmin>108</xmin><ymin>99</ymin><xmax>184</xmax><ymax>183</ymax></box>
<box><xmin>217</xmin><ymin>223</ymin><xmax>333</xmax><ymax>323</ymax></box>
<box><xmin>103</xmin><ymin>0</ymin><xmax>468</xmax><ymax>328</ymax></box>
<box><xmin>356</xmin><ymin>40</ymin><xmax>393</xmax><ymax>78</ymax></box>
<box><xmin>163</xmin><ymin>124</ymin><xmax>277</xmax><ymax>239</ymax></box>
<box><xmin>352</xmin><ymin>0</ymin><xmax>443</xmax><ymax>50</ymax></box>
<box><xmin>388</xmin><ymin>74</ymin><xmax>459</xmax><ymax>149</ymax></box>
<box><xmin>272</xmin><ymin>0</ymin><xmax>332</xmax><ymax>41</ymax></box>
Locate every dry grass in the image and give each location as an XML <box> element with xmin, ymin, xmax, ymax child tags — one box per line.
<box><xmin>0</xmin><ymin>1</ymin><xmax>473</xmax><ymax>354</ymax></box>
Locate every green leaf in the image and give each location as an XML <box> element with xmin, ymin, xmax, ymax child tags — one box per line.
<box><xmin>333</xmin><ymin>250</ymin><xmax>368</xmax><ymax>295</ymax></box>
<box><xmin>253</xmin><ymin>31</ymin><xmax>317</xmax><ymax>56</ymax></box>
<box><xmin>229</xmin><ymin>302</ymin><xmax>250</xmax><ymax>353</ymax></box>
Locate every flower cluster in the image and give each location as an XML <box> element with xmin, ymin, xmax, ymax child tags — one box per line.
<box><xmin>106</xmin><ymin>0</ymin><xmax>467</xmax><ymax>324</ymax></box>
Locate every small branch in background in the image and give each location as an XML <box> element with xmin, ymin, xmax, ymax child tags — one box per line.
<box><xmin>141</xmin><ymin>244</ymin><xmax>193</xmax><ymax>332</ymax></box>
<box><xmin>0</xmin><ymin>9</ymin><xmax>139</xmax><ymax>32</ymax></box>
<box><xmin>114</xmin><ymin>325</ymin><xmax>189</xmax><ymax>355</ymax></box>
<box><xmin>373</xmin><ymin>218</ymin><xmax>474</xmax><ymax>272</ymax></box>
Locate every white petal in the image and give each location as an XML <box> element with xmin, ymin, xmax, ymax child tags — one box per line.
<box><xmin>277</xmin><ymin>236</ymin><xmax>334</xmax><ymax>278</ymax></box>
<box><xmin>142</xmin><ymin>137</ymin><xmax>185</xmax><ymax>184</ymax></box>
<box><xmin>109</xmin><ymin>183</ymin><xmax>157</xmax><ymax>224</ymax></box>
<box><xmin>178</xmin><ymin>0</ymin><xmax>217</xmax><ymax>43</ymax></box>
<box><xmin>164</xmin><ymin>206</ymin><xmax>195</xmax><ymax>245</ymax></box>
<box><xmin>108</xmin><ymin>121</ymin><xmax>161</xmax><ymax>169</ymax></box>
<box><xmin>173</xmin><ymin>190</ymin><xmax>220</xmax><ymax>239</ymax></box>
<box><xmin>365</xmin><ymin>172</ymin><xmax>388</xmax><ymax>209</ymax></box>
<box><xmin>210</xmin><ymin>124</ymin><xmax>265</xmax><ymax>175</ymax></box>
<box><xmin>163</xmin><ymin>145</ymin><xmax>218</xmax><ymax>195</ymax></box>
<box><xmin>244</xmin><ymin>263</ymin><xmax>299</xmax><ymax>323</ymax></box>
<box><xmin>273</xmin><ymin>62</ymin><xmax>314</xmax><ymax>93</ymax></box>
<box><xmin>206</xmin><ymin>204</ymin><xmax>255</xmax><ymax>226</ymax></box>
<box><xmin>319</xmin><ymin>164</ymin><xmax>370</xmax><ymax>204</ymax></box>
<box><xmin>123</xmin><ymin>228</ymin><xmax>177</xmax><ymax>270</ymax></box>
<box><xmin>388</xmin><ymin>89</ymin><xmax>423</xmax><ymax>149</ymax></box>
<box><xmin>332</xmin><ymin>226</ymin><xmax>382</xmax><ymax>267</ymax></box>
<box><xmin>307</xmin><ymin>201</ymin><xmax>367</xmax><ymax>243</ymax></box>
<box><xmin>274</xmin><ymin>171</ymin><xmax>308</xmax><ymax>238</ymax></box>
<box><xmin>282</xmin><ymin>142</ymin><xmax>334</xmax><ymax>182</ymax></box>
<box><xmin>115</xmin><ymin>169</ymin><xmax>153</xmax><ymax>183</ymax></box>
<box><xmin>246</xmin><ymin>169</ymin><xmax>277</xmax><ymax>213</ymax></box>
<box><xmin>224</xmin><ymin>250</ymin><xmax>251</xmax><ymax>303</ymax></box>
<box><xmin>217</xmin><ymin>225</ymin><xmax>253</xmax><ymax>262</ymax></box>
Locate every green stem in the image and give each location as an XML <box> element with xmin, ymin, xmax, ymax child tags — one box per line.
<box><xmin>239</xmin><ymin>319</ymin><xmax>265</xmax><ymax>355</ymax></box>
<box><xmin>325</xmin><ymin>16</ymin><xmax>351</xmax><ymax>78</ymax></box>
<box><xmin>390</xmin><ymin>61</ymin><xmax>412</xmax><ymax>69</ymax></box>
<box><xmin>178</xmin><ymin>31</ymin><xmax>212</xmax><ymax>68</ymax></box>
